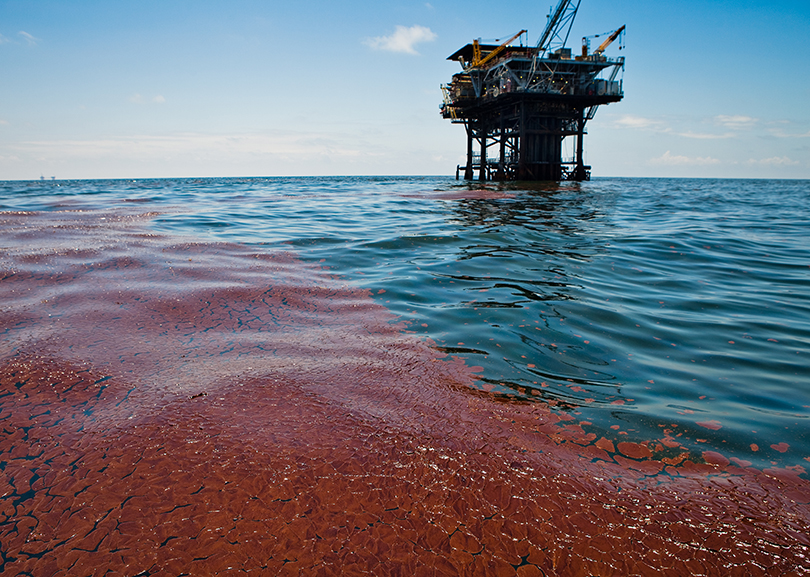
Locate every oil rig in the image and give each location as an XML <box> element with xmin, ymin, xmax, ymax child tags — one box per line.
<box><xmin>440</xmin><ymin>0</ymin><xmax>625</xmax><ymax>181</ymax></box>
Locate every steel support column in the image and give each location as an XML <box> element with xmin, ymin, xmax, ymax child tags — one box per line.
<box><xmin>464</xmin><ymin>122</ymin><xmax>474</xmax><ymax>180</ymax></box>
<box><xmin>573</xmin><ymin>108</ymin><xmax>587</xmax><ymax>181</ymax></box>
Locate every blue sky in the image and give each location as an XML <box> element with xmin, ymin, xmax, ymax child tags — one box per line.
<box><xmin>1</xmin><ymin>0</ymin><xmax>808</xmax><ymax>180</ymax></box>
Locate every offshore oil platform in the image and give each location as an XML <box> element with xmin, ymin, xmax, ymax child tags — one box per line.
<box><xmin>440</xmin><ymin>0</ymin><xmax>625</xmax><ymax>181</ymax></box>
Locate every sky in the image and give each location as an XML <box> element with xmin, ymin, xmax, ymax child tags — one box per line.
<box><xmin>1</xmin><ymin>0</ymin><xmax>809</xmax><ymax>180</ymax></box>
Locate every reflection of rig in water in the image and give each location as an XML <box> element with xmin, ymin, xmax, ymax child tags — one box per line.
<box><xmin>441</xmin><ymin>0</ymin><xmax>625</xmax><ymax>182</ymax></box>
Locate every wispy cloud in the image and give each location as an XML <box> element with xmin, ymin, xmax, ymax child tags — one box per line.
<box><xmin>649</xmin><ymin>150</ymin><xmax>720</xmax><ymax>166</ymax></box>
<box><xmin>18</xmin><ymin>31</ymin><xmax>40</xmax><ymax>46</ymax></box>
<box><xmin>768</xmin><ymin>128</ymin><xmax>810</xmax><ymax>138</ymax></box>
<box><xmin>0</xmin><ymin>33</ymin><xmax>11</xmax><ymax>44</ymax></box>
<box><xmin>364</xmin><ymin>25</ymin><xmax>437</xmax><ymax>55</ymax></box>
<box><xmin>677</xmin><ymin>131</ymin><xmax>736</xmax><ymax>140</ymax></box>
<box><xmin>612</xmin><ymin>115</ymin><xmax>667</xmax><ymax>130</ymax></box>
<box><xmin>611</xmin><ymin>114</ymin><xmax>762</xmax><ymax>139</ymax></box>
<box><xmin>715</xmin><ymin>115</ymin><xmax>756</xmax><ymax>128</ymax></box>
<box><xmin>9</xmin><ymin>132</ymin><xmax>367</xmax><ymax>162</ymax></box>
<box><xmin>746</xmin><ymin>156</ymin><xmax>800</xmax><ymax>166</ymax></box>
<box><xmin>130</xmin><ymin>94</ymin><xmax>166</xmax><ymax>104</ymax></box>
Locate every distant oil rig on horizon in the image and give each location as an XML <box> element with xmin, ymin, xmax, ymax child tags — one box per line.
<box><xmin>441</xmin><ymin>0</ymin><xmax>625</xmax><ymax>182</ymax></box>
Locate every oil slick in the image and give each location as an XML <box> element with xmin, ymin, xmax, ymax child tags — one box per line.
<box><xmin>1</xmin><ymin>209</ymin><xmax>809</xmax><ymax>574</ymax></box>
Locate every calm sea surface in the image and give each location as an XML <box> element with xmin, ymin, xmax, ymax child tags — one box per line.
<box><xmin>2</xmin><ymin>176</ymin><xmax>809</xmax><ymax>468</ymax></box>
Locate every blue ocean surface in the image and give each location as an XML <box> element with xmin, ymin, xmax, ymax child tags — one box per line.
<box><xmin>2</xmin><ymin>176</ymin><xmax>808</xmax><ymax>468</ymax></box>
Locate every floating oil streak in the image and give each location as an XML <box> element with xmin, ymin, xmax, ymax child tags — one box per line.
<box><xmin>1</xmin><ymin>177</ymin><xmax>809</xmax><ymax>574</ymax></box>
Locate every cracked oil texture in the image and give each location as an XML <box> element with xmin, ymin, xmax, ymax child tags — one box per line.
<box><xmin>1</xmin><ymin>210</ymin><xmax>809</xmax><ymax>576</ymax></box>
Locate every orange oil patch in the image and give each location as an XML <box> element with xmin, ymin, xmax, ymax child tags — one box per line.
<box><xmin>696</xmin><ymin>420</ymin><xmax>723</xmax><ymax>431</ymax></box>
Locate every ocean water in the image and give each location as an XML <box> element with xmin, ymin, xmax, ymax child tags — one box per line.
<box><xmin>2</xmin><ymin>176</ymin><xmax>810</xmax><ymax>574</ymax></box>
<box><xmin>2</xmin><ymin>176</ymin><xmax>808</xmax><ymax>467</ymax></box>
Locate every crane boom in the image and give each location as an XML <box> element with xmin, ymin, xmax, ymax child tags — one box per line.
<box><xmin>468</xmin><ymin>30</ymin><xmax>527</xmax><ymax>70</ymax></box>
<box><xmin>594</xmin><ymin>25</ymin><xmax>625</xmax><ymax>55</ymax></box>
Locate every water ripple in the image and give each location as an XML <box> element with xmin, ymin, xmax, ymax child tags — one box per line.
<box><xmin>3</xmin><ymin>176</ymin><xmax>809</xmax><ymax>467</ymax></box>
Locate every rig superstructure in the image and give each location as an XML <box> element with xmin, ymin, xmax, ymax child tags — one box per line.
<box><xmin>441</xmin><ymin>0</ymin><xmax>625</xmax><ymax>181</ymax></box>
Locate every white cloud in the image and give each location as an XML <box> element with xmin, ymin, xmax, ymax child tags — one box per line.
<box><xmin>18</xmin><ymin>31</ymin><xmax>39</xmax><ymax>46</ymax></box>
<box><xmin>677</xmin><ymin>131</ymin><xmax>736</xmax><ymax>139</ymax></box>
<box><xmin>153</xmin><ymin>95</ymin><xmax>166</xmax><ymax>103</ymax></box>
<box><xmin>612</xmin><ymin>114</ymin><xmax>666</xmax><ymax>130</ymax></box>
<box><xmin>715</xmin><ymin>115</ymin><xmax>756</xmax><ymax>128</ymax></box>
<box><xmin>747</xmin><ymin>156</ymin><xmax>800</xmax><ymax>166</ymax></box>
<box><xmin>0</xmin><ymin>33</ymin><xmax>11</xmax><ymax>44</ymax></box>
<box><xmin>649</xmin><ymin>150</ymin><xmax>720</xmax><ymax>166</ymax></box>
<box><xmin>364</xmin><ymin>25</ymin><xmax>437</xmax><ymax>55</ymax></box>
<box><xmin>0</xmin><ymin>119</ymin><xmax>9</xmax><ymax>125</ymax></box>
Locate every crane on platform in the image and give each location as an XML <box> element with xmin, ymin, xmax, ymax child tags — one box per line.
<box><xmin>536</xmin><ymin>0</ymin><xmax>582</xmax><ymax>55</ymax></box>
<box><xmin>595</xmin><ymin>25</ymin><xmax>625</xmax><ymax>54</ymax></box>
<box><xmin>528</xmin><ymin>0</ymin><xmax>582</xmax><ymax>85</ymax></box>
<box><xmin>582</xmin><ymin>25</ymin><xmax>625</xmax><ymax>57</ymax></box>
<box><xmin>468</xmin><ymin>30</ymin><xmax>527</xmax><ymax>71</ymax></box>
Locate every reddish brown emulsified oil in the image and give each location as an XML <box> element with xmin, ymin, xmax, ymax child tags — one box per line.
<box><xmin>1</xmin><ymin>209</ymin><xmax>808</xmax><ymax>576</ymax></box>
